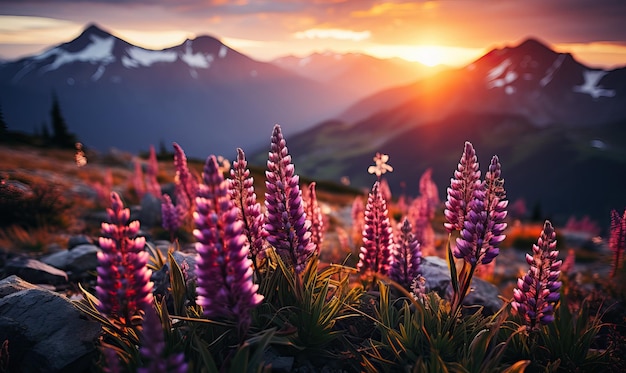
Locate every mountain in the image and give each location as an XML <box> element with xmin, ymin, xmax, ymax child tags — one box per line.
<box><xmin>0</xmin><ymin>24</ymin><xmax>358</xmax><ymax>158</ymax></box>
<box><xmin>272</xmin><ymin>52</ymin><xmax>442</xmax><ymax>100</ymax></box>
<box><xmin>282</xmin><ymin>38</ymin><xmax>626</xmax><ymax>226</ymax></box>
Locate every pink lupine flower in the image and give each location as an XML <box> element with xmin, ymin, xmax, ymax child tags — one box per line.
<box><xmin>303</xmin><ymin>182</ymin><xmax>325</xmax><ymax>254</ymax></box>
<box><xmin>133</xmin><ymin>159</ymin><xmax>146</xmax><ymax>200</ymax></box>
<box><xmin>454</xmin><ymin>155</ymin><xmax>507</xmax><ymax>266</ymax></box>
<box><xmin>408</xmin><ymin>196</ymin><xmax>436</xmax><ymax>256</ymax></box>
<box><xmin>512</xmin><ymin>221</ymin><xmax>562</xmax><ymax>331</ymax></box>
<box><xmin>357</xmin><ymin>181</ymin><xmax>393</xmax><ymax>276</ymax></box>
<box><xmin>418</xmin><ymin>168</ymin><xmax>440</xmax><ymax>218</ymax></box>
<box><xmin>444</xmin><ymin>141</ymin><xmax>481</xmax><ymax>233</ymax></box>
<box><xmin>264</xmin><ymin>124</ymin><xmax>315</xmax><ymax>274</ymax></box>
<box><xmin>145</xmin><ymin>145</ymin><xmax>161</xmax><ymax>197</ymax></box>
<box><xmin>172</xmin><ymin>142</ymin><xmax>198</xmax><ymax>215</ymax></box>
<box><xmin>96</xmin><ymin>192</ymin><xmax>153</xmax><ymax>322</ymax></box>
<box><xmin>138</xmin><ymin>305</ymin><xmax>187</xmax><ymax>373</ymax></box>
<box><xmin>194</xmin><ymin>155</ymin><xmax>263</xmax><ymax>333</ymax></box>
<box><xmin>609</xmin><ymin>209</ymin><xmax>626</xmax><ymax>278</ymax></box>
<box><xmin>351</xmin><ymin>196</ymin><xmax>365</xmax><ymax>247</ymax></box>
<box><xmin>389</xmin><ymin>218</ymin><xmax>422</xmax><ymax>289</ymax></box>
<box><xmin>229</xmin><ymin>148</ymin><xmax>265</xmax><ymax>267</ymax></box>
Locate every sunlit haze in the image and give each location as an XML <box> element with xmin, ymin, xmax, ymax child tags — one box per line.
<box><xmin>1</xmin><ymin>1</ymin><xmax>626</xmax><ymax>68</ymax></box>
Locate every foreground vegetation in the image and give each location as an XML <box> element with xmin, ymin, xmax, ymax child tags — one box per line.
<box><xmin>1</xmin><ymin>125</ymin><xmax>625</xmax><ymax>372</ymax></box>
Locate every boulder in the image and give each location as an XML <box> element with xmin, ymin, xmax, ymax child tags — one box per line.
<box><xmin>4</xmin><ymin>257</ymin><xmax>68</xmax><ymax>286</ymax></box>
<box><xmin>0</xmin><ymin>275</ymin><xmax>39</xmax><ymax>298</ymax></box>
<box><xmin>0</xmin><ymin>286</ymin><xmax>101</xmax><ymax>372</ymax></box>
<box><xmin>41</xmin><ymin>244</ymin><xmax>99</xmax><ymax>280</ymax></box>
<box><xmin>139</xmin><ymin>192</ymin><xmax>162</xmax><ymax>228</ymax></box>
<box><xmin>68</xmin><ymin>235</ymin><xmax>93</xmax><ymax>249</ymax></box>
<box><xmin>421</xmin><ymin>256</ymin><xmax>503</xmax><ymax>314</ymax></box>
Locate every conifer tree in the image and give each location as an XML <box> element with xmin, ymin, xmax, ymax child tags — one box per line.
<box><xmin>50</xmin><ymin>93</ymin><xmax>77</xmax><ymax>148</ymax></box>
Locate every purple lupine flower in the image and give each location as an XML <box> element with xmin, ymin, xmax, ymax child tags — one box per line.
<box><xmin>264</xmin><ymin>124</ymin><xmax>315</xmax><ymax>274</ymax></box>
<box><xmin>194</xmin><ymin>155</ymin><xmax>263</xmax><ymax>333</ymax></box>
<box><xmin>96</xmin><ymin>192</ymin><xmax>153</xmax><ymax>322</ymax></box>
<box><xmin>512</xmin><ymin>220</ymin><xmax>562</xmax><ymax>331</ymax></box>
<box><xmin>102</xmin><ymin>347</ymin><xmax>122</xmax><ymax>373</ymax></box>
<box><xmin>145</xmin><ymin>145</ymin><xmax>161</xmax><ymax>198</ymax></box>
<box><xmin>454</xmin><ymin>155</ymin><xmax>507</xmax><ymax>266</ymax></box>
<box><xmin>138</xmin><ymin>305</ymin><xmax>187</xmax><ymax>373</ymax></box>
<box><xmin>357</xmin><ymin>181</ymin><xmax>393</xmax><ymax>275</ymax></box>
<box><xmin>444</xmin><ymin>141</ymin><xmax>481</xmax><ymax>233</ymax></box>
<box><xmin>303</xmin><ymin>182</ymin><xmax>325</xmax><ymax>254</ymax></box>
<box><xmin>172</xmin><ymin>142</ymin><xmax>198</xmax><ymax>214</ymax></box>
<box><xmin>228</xmin><ymin>148</ymin><xmax>265</xmax><ymax>265</ymax></box>
<box><xmin>161</xmin><ymin>193</ymin><xmax>182</xmax><ymax>240</ymax></box>
<box><xmin>389</xmin><ymin>218</ymin><xmax>422</xmax><ymax>289</ymax></box>
<box><xmin>609</xmin><ymin>209</ymin><xmax>626</xmax><ymax>278</ymax></box>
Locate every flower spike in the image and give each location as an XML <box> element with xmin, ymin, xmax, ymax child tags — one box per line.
<box><xmin>389</xmin><ymin>218</ymin><xmax>422</xmax><ymax>289</ymax></box>
<box><xmin>512</xmin><ymin>220</ymin><xmax>562</xmax><ymax>331</ymax></box>
<box><xmin>264</xmin><ymin>124</ymin><xmax>315</xmax><ymax>274</ymax></box>
<box><xmin>357</xmin><ymin>181</ymin><xmax>393</xmax><ymax>276</ymax></box>
<box><xmin>194</xmin><ymin>155</ymin><xmax>263</xmax><ymax>334</ymax></box>
<box><xmin>444</xmin><ymin>141</ymin><xmax>481</xmax><ymax>233</ymax></box>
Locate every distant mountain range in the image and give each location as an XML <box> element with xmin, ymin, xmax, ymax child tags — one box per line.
<box><xmin>0</xmin><ymin>24</ymin><xmax>427</xmax><ymax>158</ymax></box>
<box><xmin>282</xmin><ymin>38</ymin><xmax>626</xmax><ymax>226</ymax></box>
<box><xmin>272</xmin><ymin>52</ymin><xmax>440</xmax><ymax>99</ymax></box>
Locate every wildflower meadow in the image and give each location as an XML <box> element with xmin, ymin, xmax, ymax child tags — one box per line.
<box><xmin>2</xmin><ymin>124</ymin><xmax>626</xmax><ymax>373</ymax></box>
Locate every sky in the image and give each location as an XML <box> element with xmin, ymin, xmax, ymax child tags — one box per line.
<box><xmin>1</xmin><ymin>0</ymin><xmax>626</xmax><ymax>68</ymax></box>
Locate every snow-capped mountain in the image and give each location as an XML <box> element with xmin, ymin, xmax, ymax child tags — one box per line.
<box><xmin>0</xmin><ymin>24</ymin><xmax>358</xmax><ymax>158</ymax></box>
<box><xmin>280</xmin><ymin>38</ymin><xmax>626</xmax><ymax>225</ymax></box>
<box><xmin>272</xmin><ymin>52</ymin><xmax>441</xmax><ymax>99</ymax></box>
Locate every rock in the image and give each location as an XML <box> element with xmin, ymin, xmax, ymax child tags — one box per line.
<box><xmin>40</xmin><ymin>245</ymin><xmax>100</xmax><ymax>280</ymax></box>
<box><xmin>0</xmin><ymin>275</ymin><xmax>39</xmax><ymax>298</ymax></box>
<box><xmin>0</xmin><ymin>287</ymin><xmax>101</xmax><ymax>372</ymax></box>
<box><xmin>139</xmin><ymin>192</ymin><xmax>162</xmax><ymax>228</ymax></box>
<box><xmin>4</xmin><ymin>257</ymin><xmax>68</xmax><ymax>286</ymax></box>
<box><xmin>68</xmin><ymin>235</ymin><xmax>93</xmax><ymax>249</ymax></box>
<box><xmin>421</xmin><ymin>256</ymin><xmax>503</xmax><ymax>314</ymax></box>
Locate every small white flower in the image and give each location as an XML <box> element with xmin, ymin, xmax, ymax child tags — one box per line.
<box><xmin>368</xmin><ymin>152</ymin><xmax>393</xmax><ymax>177</ymax></box>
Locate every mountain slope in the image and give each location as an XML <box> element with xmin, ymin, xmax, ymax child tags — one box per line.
<box><xmin>283</xmin><ymin>38</ymin><xmax>626</xmax><ymax>225</ymax></box>
<box><xmin>0</xmin><ymin>24</ymin><xmax>356</xmax><ymax>158</ymax></box>
<box><xmin>272</xmin><ymin>52</ymin><xmax>442</xmax><ymax>100</ymax></box>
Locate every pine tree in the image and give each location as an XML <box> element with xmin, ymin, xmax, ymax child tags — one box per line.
<box><xmin>0</xmin><ymin>104</ymin><xmax>7</xmax><ymax>135</ymax></box>
<box><xmin>50</xmin><ymin>93</ymin><xmax>77</xmax><ymax>148</ymax></box>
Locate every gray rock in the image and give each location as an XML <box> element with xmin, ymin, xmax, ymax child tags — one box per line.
<box><xmin>68</xmin><ymin>235</ymin><xmax>93</xmax><ymax>249</ymax></box>
<box><xmin>0</xmin><ymin>287</ymin><xmax>101</xmax><ymax>372</ymax></box>
<box><xmin>5</xmin><ymin>257</ymin><xmax>68</xmax><ymax>286</ymax></box>
<box><xmin>0</xmin><ymin>275</ymin><xmax>39</xmax><ymax>298</ymax></box>
<box><xmin>41</xmin><ymin>244</ymin><xmax>100</xmax><ymax>279</ymax></box>
<box><xmin>421</xmin><ymin>256</ymin><xmax>503</xmax><ymax>314</ymax></box>
<box><xmin>139</xmin><ymin>192</ymin><xmax>162</xmax><ymax>228</ymax></box>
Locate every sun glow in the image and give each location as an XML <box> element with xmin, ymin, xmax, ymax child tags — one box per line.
<box><xmin>366</xmin><ymin>44</ymin><xmax>486</xmax><ymax>67</ymax></box>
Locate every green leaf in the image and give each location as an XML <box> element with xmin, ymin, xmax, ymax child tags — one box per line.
<box><xmin>447</xmin><ymin>235</ymin><xmax>459</xmax><ymax>296</ymax></box>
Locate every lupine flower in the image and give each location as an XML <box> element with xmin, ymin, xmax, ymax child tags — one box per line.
<box><xmin>408</xmin><ymin>196</ymin><xmax>436</xmax><ymax>256</ymax></box>
<box><xmin>367</xmin><ymin>152</ymin><xmax>393</xmax><ymax>178</ymax></box>
<box><xmin>96</xmin><ymin>192</ymin><xmax>153</xmax><ymax>322</ymax></box>
<box><xmin>609</xmin><ymin>209</ymin><xmax>626</xmax><ymax>278</ymax></box>
<box><xmin>303</xmin><ymin>182</ymin><xmax>325</xmax><ymax>254</ymax></box>
<box><xmin>133</xmin><ymin>159</ymin><xmax>146</xmax><ymax>200</ymax></box>
<box><xmin>145</xmin><ymin>145</ymin><xmax>161</xmax><ymax>198</ymax></box>
<box><xmin>418</xmin><ymin>168</ymin><xmax>440</xmax><ymax>218</ymax></box>
<box><xmin>351</xmin><ymin>196</ymin><xmax>365</xmax><ymax>247</ymax></box>
<box><xmin>264</xmin><ymin>124</ymin><xmax>315</xmax><ymax>274</ymax></box>
<box><xmin>454</xmin><ymin>155</ymin><xmax>507</xmax><ymax>266</ymax></box>
<box><xmin>173</xmin><ymin>142</ymin><xmax>198</xmax><ymax>215</ymax></box>
<box><xmin>389</xmin><ymin>218</ymin><xmax>422</xmax><ymax>289</ymax></box>
<box><xmin>194</xmin><ymin>155</ymin><xmax>263</xmax><ymax>332</ymax></box>
<box><xmin>161</xmin><ymin>193</ymin><xmax>182</xmax><ymax>240</ymax></box>
<box><xmin>512</xmin><ymin>220</ymin><xmax>562</xmax><ymax>331</ymax></box>
<box><xmin>444</xmin><ymin>141</ymin><xmax>481</xmax><ymax>233</ymax></box>
<box><xmin>357</xmin><ymin>181</ymin><xmax>393</xmax><ymax>276</ymax></box>
<box><xmin>101</xmin><ymin>347</ymin><xmax>121</xmax><ymax>373</ymax></box>
<box><xmin>228</xmin><ymin>148</ymin><xmax>265</xmax><ymax>265</ymax></box>
<box><xmin>138</xmin><ymin>305</ymin><xmax>187</xmax><ymax>373</ymax></box>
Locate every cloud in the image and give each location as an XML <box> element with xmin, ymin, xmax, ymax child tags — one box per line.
<box><xmin>294</xmin><ymin>28</ymin><xmax>370</xmax><ymax>41</ymax></box>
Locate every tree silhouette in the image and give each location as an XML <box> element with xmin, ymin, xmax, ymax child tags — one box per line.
<box><xmin>0</xmin><ymin>104</ymin><xmax>7</xmax><ymax>135</ymax></box>
<box><xmin>50</xmin><ymin>93</ymin><xmax>77</xmax><ymax>148</ymax></box>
